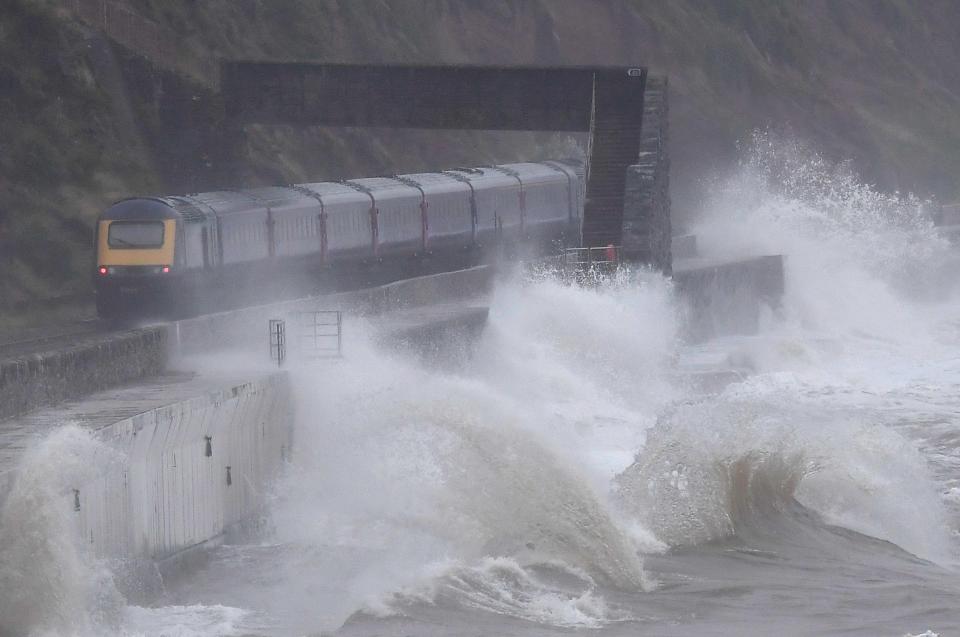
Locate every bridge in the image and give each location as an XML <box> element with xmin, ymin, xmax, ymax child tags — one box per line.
<box><xmin>220</xmin><ymin>61</ymin><xmax>670</xmax><ymax>269</ymax></box>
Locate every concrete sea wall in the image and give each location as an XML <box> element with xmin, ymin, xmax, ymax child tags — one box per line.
<box><xmin>67</xmin><ymin>372</ymin><xmax>290</xmax><ymax>561</ymax></box>
<box><xmin>674</xmin><ymin>255</ymin><xmax>785</xmax><ymax>340</ymax></box>
<box><xmin>0</xmin><ymin>266</ymin><xmax>495</xmax><ymax>567</ymax></box>
<box><xmin>169</xmin><ymin>265</ymin><xmax>494</xmax><ymax>356</ymax></box>
<box><xmin>0</xmin><ymin>267</ymin><xmax>494</xmax><ymax>420</ymax></box>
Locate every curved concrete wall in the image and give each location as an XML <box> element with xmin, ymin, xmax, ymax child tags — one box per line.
<box><xmin>71</xmin><ymin>373</ymin><xmax>291</xmax><ymax>560</ymax></box>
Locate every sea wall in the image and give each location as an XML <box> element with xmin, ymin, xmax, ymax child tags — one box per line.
<box><xmin>167</xmin><ymin>265</ymin><xmax>494</xmax><ymax>356</ymax></box>
<box><xmin>373</xmin><ymin>305</ymin><xmax>490</xmax><ymax>365</ymax></box>
<box><xmin>674</xmin><ymin>255</ymin><xmax>785</xmax><ymax>340</ymax></box>
<box><xmin>0</xmin><ymin>266</ymin><xmax>494</xmax><ymax>419</ymax></box>
<box><xmin>0</xmin><ymin>328</ymin><xmax>167</xmax><ymax>421</ymax></box>
<box><xmin>71</xmin><ymin>372</ymin><xmax>291</xmax><ymax>561</ymax></box>
<box><xmin>0</xmin><ymin>274</ymin><xmax>494</xmax><ymax>567</ymax></box>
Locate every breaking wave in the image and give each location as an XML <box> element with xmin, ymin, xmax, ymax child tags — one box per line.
<box><xmin>694</xmin><ymin>129</ymin><xmax>960</xmax><ymax>345</ymax></box>
<box><xmin>277</xmin><ymin>336</ymin><xmax>650</xmax><ymax>591</ymax></box>
<box><xmin>0</xmin><ymin>426</ymin><xmax>125</xmax><ymax>637</ymax></box>
<box><xmin>617</xmin><ymin>129</ymin><xmax>960</xmax><ymax>563</ymax></box>
<box><xmin>369</xmin><ymin>556</ymin><xmax>628</xmax><ymax>628</ymax></box>
<box><xmin>614</xmin><ymin>397</ymin><xmax>951</xmax><ymax>561</ymax></box>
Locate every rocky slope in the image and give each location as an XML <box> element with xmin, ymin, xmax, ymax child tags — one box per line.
<box><xmin>2</xmin><ymin>0</ymin><xmax>959</xmax><ymax>319</ymax></box>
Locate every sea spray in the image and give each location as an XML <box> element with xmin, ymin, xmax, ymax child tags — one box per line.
<box><xmin>471</xmin><ymin>266</ymin><xmax>680</xmax><ymax>486</ymax></box>
<box><xmin>614</xmin><ymin>130</ymin><xmax>958</xmax><ymax>562</ymax></box>
<box><xmin>277</xmin><ymin>340</ymin><xmax>648</xmax><ymax>590</ymax></box>
<box><xmin>693</xmin><ymin>129</ymin><xmax>960</xmax><ymax>344</ymax></box>
<box><xmin>0</xmin><ymin>425</ymin><xmax>125</xmax><ymax>637</ymax></box>
<box><xmin>615</xmin><ymin>397</ymin><xmax>951</xmax><ymax>561</ymax></box>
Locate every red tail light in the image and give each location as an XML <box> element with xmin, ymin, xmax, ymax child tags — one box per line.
<box><xmin>161</xmin><ymin>266</ymin><xmax>170</xmax><ymax>274</ymax></box>
<box><xmin>98</xmin><ymin>266</ymin><xmax>108</xmax><ymax>276</ymax></box>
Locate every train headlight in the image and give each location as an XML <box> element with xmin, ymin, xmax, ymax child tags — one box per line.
<box><xmin>98</xmin><ymin>266</ymin><xmax>108</xmax><ymax>275</ymax></box>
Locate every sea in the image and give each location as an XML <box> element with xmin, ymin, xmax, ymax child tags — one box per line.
<box><xmin>3</xmin><ymin>134</ymin><xmax>960</xmax><ymax>636</ymax></box>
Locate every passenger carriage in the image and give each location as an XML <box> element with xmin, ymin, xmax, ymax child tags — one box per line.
<box><xmin>94</xmin><ymin>161</ymin><xmax>584</xmax><ymax>319</ymax></box>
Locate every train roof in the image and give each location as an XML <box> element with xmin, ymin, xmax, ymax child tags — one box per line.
<box><xmin>243</xmin><ymin>186</ymin><xmax>314</xmax><ymax>208</ymax></box>
<box><xmin>184</xmin><ymin>190</ymin><xmax>267</xmax><ymax>216</ymax></box>
<box><xmin>346</xmin><ymin>177</ymin><xmax>418</xmax><ymax>194</ymax></box>
<box><xmin>398</xmin><ymin>172</ymin><xmax>468</xmax><ymax>187</ymax></box>
<box><xmin>100</xmin><ymin>198</ymin><xmax>179</xmax><ymax>221</ymax></box>
<box><xmin>443</xmin><ymin>166</ymin><xmax>518</xmax><ymax>187</ymax></box>
<box><xmin>497</xmin><ymin>162</ymin><xmax>568</xmax><ymax>183</ymax></box>
<box><xmin>543</xmin><ymin>159</ymin><xmax>585</xmax><ymax>178</ymax></box>
<box><xmin>298</xmin><ymin>182</ymin><xmax>370</xmax><ymax>201</ymax></box>
<box><xmin>101</xmin><ymin>159</ymin><xmax>584</xmax><ymax>223</ymax></box>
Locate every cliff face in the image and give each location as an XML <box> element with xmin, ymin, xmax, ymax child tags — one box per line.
<box><xmin>2</xmin><ymin>0</ymin><xmax>960</xmax><ymax>316</ymax></box>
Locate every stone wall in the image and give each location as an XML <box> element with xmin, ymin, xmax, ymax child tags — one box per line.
<box><xmin>0</xmin><ymin>328</ymin><xmax>167</xmax><ymax>421</ymax></box>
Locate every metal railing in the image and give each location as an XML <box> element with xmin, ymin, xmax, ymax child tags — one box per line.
<box><xmin>293</xmin><ymin>310</ymin><xmax>343</xmax><ymax>360</ymax></box>
<box><xmin>269</xmin><ymin>311</ymin><xmax>343</xmax><ymax>367</ymax></box>
<box><xmin>269</xmin><ymin>319</ymin><xmax>286</xmax><ymax>367</ymax></box>
<box><xmin>560</xmin><ymin>245</ymin><xmax>621</xmax><ymax>270</ymax></box>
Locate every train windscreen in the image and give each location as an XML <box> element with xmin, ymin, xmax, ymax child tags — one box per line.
<box><xmin>108</xmin><ymin>221</ymin><xmax>165</xmax><ymax>248</ymax></box>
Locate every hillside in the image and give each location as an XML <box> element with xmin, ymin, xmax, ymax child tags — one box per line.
<box><xmin>2</xmin><ymin>0</ymin><xmax>959</xmax><ymax>320</ymax></box>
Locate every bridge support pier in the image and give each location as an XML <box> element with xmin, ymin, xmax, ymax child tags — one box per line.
<box><xmin>620</xmin><ymin>76</ymin><xmax>671</xmax><ymax>273</ymax></box>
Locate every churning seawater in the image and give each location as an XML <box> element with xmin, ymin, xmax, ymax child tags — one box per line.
<box><xmin>5</xmin><ymin>134</ymin><xmax>960</xmax><ymax>636</ymax></box>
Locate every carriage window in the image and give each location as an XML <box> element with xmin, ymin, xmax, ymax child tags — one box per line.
<box><xmin>108</xmin><ymin>221</ymin><xmax>165</xmax><ymax>248</ymax></box>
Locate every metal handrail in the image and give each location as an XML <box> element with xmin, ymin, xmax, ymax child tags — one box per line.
<box><xmin>561</xmin><ymin>245</ymin><xmax>621</xmax><ymax>267</ymax></box>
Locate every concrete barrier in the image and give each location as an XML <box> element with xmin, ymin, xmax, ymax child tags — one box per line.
<box><xmin>372</xmin><ymin>305</ymin><xmax>490</xmax><ymax>364</ymax></box>
<box><xmin>168</xmin><ymin>266</ymin><xmax>495</xmax><ymax>357</ymax></box>
<box><xmin>0</xmin><ymin>372</ymin><xmax>291</xmax><ymax>562</ymax></box>
<box><xmin>0</xmin><ymin>328</ymin><xmax>167</xmax><ymax>421</ymax></box>
<box><xmin>0</xmin><ymin>291</ymin><xmax>492</xmax><ymax>568</ymax></box>
<box><xmin>674</xmin><ymin>255</ymin><xmax>785</xmax><ymax>341</ymax></box>
<box><xmin>0</xmin><ymin>267</ymin><xmax>494</xmax><ymax>418</ymax></box>
<box><xmin>671</xmin><ymin>234</ymin><xmax>698</xmax><ymax>259</ymax></box>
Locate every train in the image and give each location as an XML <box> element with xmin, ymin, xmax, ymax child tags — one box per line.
<box><xmin>94</xmin><ymin>160</ymin><xmax>585</xmax><ymax>319</ymax></box>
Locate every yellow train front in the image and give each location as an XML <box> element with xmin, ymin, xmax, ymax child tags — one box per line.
<box><xmin>94</xmin><ymin>198</ymin><xmax>186</xmax><ymax>319</ymax></box>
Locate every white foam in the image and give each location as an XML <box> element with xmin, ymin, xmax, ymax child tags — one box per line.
<box><xmin>0</xmin><ymin>425</ymin><xmax>126</xmax><ymax>637</ymax></box>
<box><xmin>377</xmin><ymin>556</ymin><xmax>628</xmax><ymax>628</ymax></box>
<box><xmin>119</xmin><ymin>604</ymin><xmax>255</xmax><ymax>637</ymax></box>
<box><xmin>648</xmin><ymin>130</ymin><xmax>960</xmax><ymax>562</ymax></box>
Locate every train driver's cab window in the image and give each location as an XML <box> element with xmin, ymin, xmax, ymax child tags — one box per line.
<box><xmin>109</xmin><ymin>221</ymin><xmax>165</xmax><ymax>248</ymax></box>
